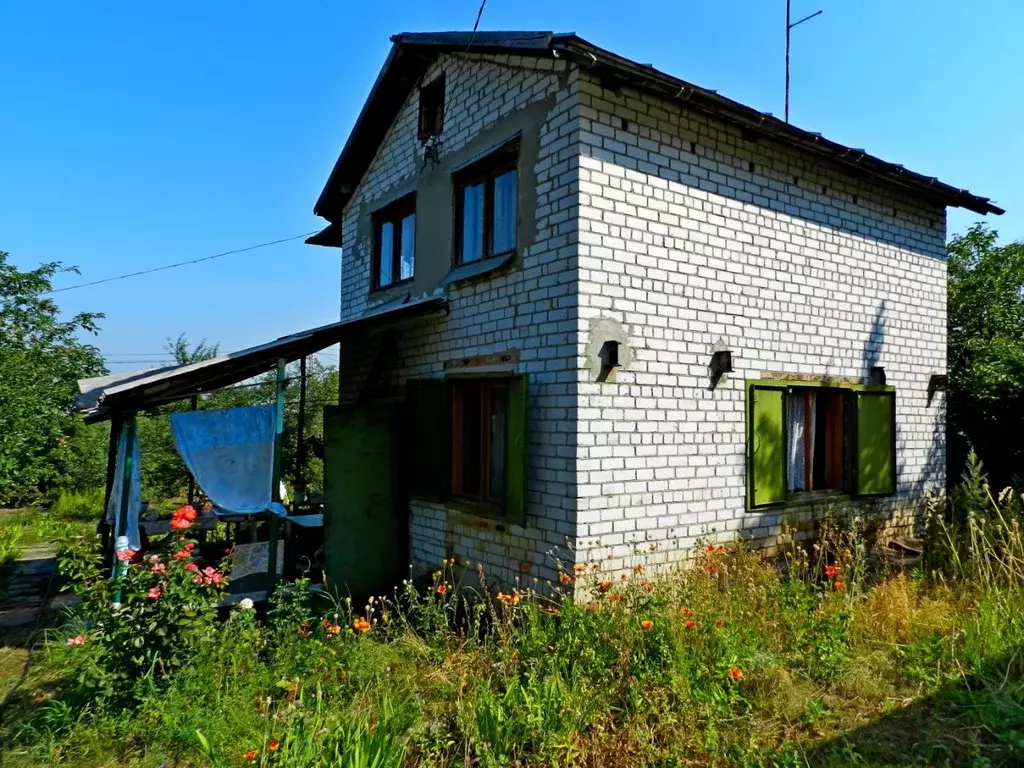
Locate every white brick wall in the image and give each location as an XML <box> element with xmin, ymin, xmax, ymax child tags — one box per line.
<box><xmin>573</xmin><ymin>73</ymin><xmax>947</xmax><ymax>573</ymax></box>
<box><xmin>333</xmin><ymin>54</ymin><xmax>949</xmax><ymax>587</ymax></box>
<box><xmin>337</xmin><ymin>53</ymin><xmax>582</xmax><ymax>587</ymax></box>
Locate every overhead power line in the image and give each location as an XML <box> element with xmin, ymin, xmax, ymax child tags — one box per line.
<box><xmin>41</xmin><ymin>231</ymin><xmax>318</xmax><ymax>296</ymax></box>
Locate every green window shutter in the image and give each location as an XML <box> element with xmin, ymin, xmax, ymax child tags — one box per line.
<box><xmin>405</xmin><ymin>378</ymin><xmax>450</xmax><ymax>500</ymax></box>
<box><xmin>854</xmin><ymin>389</ymin><xmax>896</xmax><ymax>496</ymax></box>
<box><xmin>747</xmin><ymin>383</ymin><xmax>787</xmax><ymax>508</ymax></box>
<box><xmin>505</xmin><ymin>374</ymin><xmax>528</xmax><ymax>526</ymax></box>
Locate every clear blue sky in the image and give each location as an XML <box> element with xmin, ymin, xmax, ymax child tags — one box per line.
<box><xmin>1</xmin><ymin>1</ymin><xmax>1020</xmax><ymax>370</ymax></box>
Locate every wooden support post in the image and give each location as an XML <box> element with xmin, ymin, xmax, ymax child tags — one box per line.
<box><xmin>187</xmin><ymin>395</ymin><xmax>198</xmax><ymax>506</ymax></box>
<box><xmin>113</xmin><ymin>414</ymin><xmax>137</xmax><ymax>601</ymax></box>
<box><xmin>100</xmin><ymin>415</ymin><xmax>122</xmax><ymax>559</ymax></box>
<box><xmin>296</xmin><ymin>355</ymin><xmax>307</xmax><ymax>506</ymax></box>
<box><xmin>267</xmin><ymin>358</ymin><xmax>286</xmax><ymax>590</ymax></box>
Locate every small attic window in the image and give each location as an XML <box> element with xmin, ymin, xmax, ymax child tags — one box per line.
<box><xmin>418</xmin><ymin>76</ymin><xmax>445</xmax><ymax>141</ymax></box>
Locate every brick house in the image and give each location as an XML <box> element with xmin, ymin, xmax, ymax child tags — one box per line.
<box><xmin>307</xmin><ymin>31</ymin><xmax>1001</xmax><ymax>592</ymax></box>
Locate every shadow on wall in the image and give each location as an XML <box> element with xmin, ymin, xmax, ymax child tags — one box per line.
<box><xmin>802</xmin><ymin>643</ymin><xmax>1024</xmax><ymax>766</ymax></box>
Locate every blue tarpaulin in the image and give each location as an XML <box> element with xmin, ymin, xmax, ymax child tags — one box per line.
<box><xmin>170</xmin><ymin>404</ymin><xmax>286</xmax><ymax>517</ymax></box>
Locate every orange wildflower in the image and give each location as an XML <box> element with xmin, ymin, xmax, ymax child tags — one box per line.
<box><xmin>685</xmin><ymin>620</ymin><xmax>696</xmax><ymax>629</ymax></box>
<box><xmin>729</xmin><ymin>666</ymin><xmax>744</xmax><ymax>681</ymax></box>
<box><xmin>834</xmin><ymin>581</ymin><xmax>847</xmax><ymax>591</ymax></box>
<box><xmin>825</xmin><ymin>564</ymin><xmax>839</xmax><ymax>579</ymax></box>
<box><xmin>351</xmin><ymin>618</ymin><xmax>370</xmax><ymax>632</ymax></box>
<box><xmin>717</xmin><ymin>545</ymin><xmax>727</xmax><ymax>554</ymax></box>
<box><xmin>610</xmin><ymin>592</ymin><xmax>621</xmax><ymax>601</ymax></box>
<box><xmin>497</xmin><ymin>591</ymin><xmax>520</xmax><ymax>605</ymax></box>
<box><xmin>268</xmin><ymin>739</ymin><xmax>279</xmax><ymax>752</ymax></box>
<box><xmin>436</xmin><ymin>584</ymin><xmax>448</xmax><ymax>595</ymax></box>
<box><xmin>707</xmin><ymin>563</ymin><xmax>719</xmax><ymax>575</ymax></box>
<box><xmin>558</xmin><ymin>572</ymin><xmax>574</xmax><ymax>585</ymax></box>
<box><xmin>642</xmin><ymin>582</ymin><xmax>654</xmax><ymax>593</ymax></box>
<box><xmin>640</xmin><ymin>620</ymin><xmax>654</xmax><ymax>631</ymax></box>
<box><xmin>679</xmin><ymin>607</ymin><xmax>692</xmax><ymax>616</ymax></box>
<box><xmin>706</xmin><ymin>544</ymin><xmax>716</xmax><ymax>554</ymax></box>
<box><xmin>573</xmin><ymin>564</ymin><xmax>587</xmax><ymax>574</ymax></box>
<box><xmin>597</xmin><ymin>579</ymin><xmax>613</xmax><ymax>594</ymax></box>
<box><xmin>244</xmin><ymin>750</ymin><xmax>258</xmax><ymax>761</ymax></box>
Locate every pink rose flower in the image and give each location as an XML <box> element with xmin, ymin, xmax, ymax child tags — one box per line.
<box><xmin>151</xmin><ymin>563</ymin><xmax>167</xmax><ymax>574</ymax></box>
<box><xmin>115</xmin><ymin>548</ymin><xmax>137</xmax><ymax>563</ymax></box>
<box><xmin>185</xmin><ymin>563</ymin><xmax>199</xmax><ymax>572</ymax></box>
<box><xmin>66</xmin><ymin>634</ymin><xmax>86</xmax><ymax>646</ymax></box>
<box><xmin>147</xmin><ymin>586</ymin><xmax>162</xmax><ymax>600</ymax></box>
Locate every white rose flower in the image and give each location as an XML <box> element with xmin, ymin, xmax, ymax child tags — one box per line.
<box><xmin>238</xmin><ymin>597</ymin><xmax>254</xmax><ymax>610</ymax></box>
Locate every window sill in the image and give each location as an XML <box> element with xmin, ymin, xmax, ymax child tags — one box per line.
<box><xmin>370</xmin><ymin>277</ymin><xmax>414</xmax><ymax>295</ymax></box>
<box><xmin>784</xmin><ymin>490</ymin><xmax>850</xmax><ymax>510</ymax></box>
<box><xmin>443</xmin><ymin>498</ymin><xmax>511</xmax><ymax>530</ymax></box>
<box><xmin>439</xmin><ymin>252</ymin><xmax>515</xmax><ymax>288</ymax></box>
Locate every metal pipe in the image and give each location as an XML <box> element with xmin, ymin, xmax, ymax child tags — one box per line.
<box><xmin>296</xmin><ymin>356</ymin><xmax>307</xmax><ymax>506</ymax></box>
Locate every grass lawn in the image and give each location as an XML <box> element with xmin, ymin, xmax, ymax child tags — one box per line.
<box><xmin>1</xmin><ymin>471</ymin><xmax>1022</xmax><ymax>767</ymax></box>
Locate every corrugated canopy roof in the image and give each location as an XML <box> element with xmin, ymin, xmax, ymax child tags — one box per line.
<box><xmin>78</xmin><ymin>294</ymin><xmax>446</xmax><ymax>422</ymax></box>
<box><xmin>309</xmin><ymin>29</ymin><xmax>1002</xmax><ymax>233</ymax></box>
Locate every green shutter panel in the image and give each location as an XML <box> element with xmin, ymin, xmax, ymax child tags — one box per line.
<box><xmin>404</xmin><ymin>378</ymin><xmax>450</xmax><ymax>500</ymax></box>
<box><xmin>505</xmin><ymin>374</ymin><xmax>528</xmax><ymax>526</ymax></box>
<box><xmin>747</xmin><ymin>383</ymin><xmax>788</xmax><ymax>508</ymax></box>
<box><xmin>854</xmin><ymin>389</ymin><xmax>896</xmax><ymax>496</ymax></box>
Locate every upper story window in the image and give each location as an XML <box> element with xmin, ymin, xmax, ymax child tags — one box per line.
<box><xmin>453</xmin><ymin>141</ymin><xmax>519</xmax><ymax>265</ymax></box>
<box><xmin>418</xmin><ymin>76</ymin><xmax>445</xmax><ymax>140</ymax></box>
<box><xmin>372</xmin><ymin>194</ymin><xmax>416</xmax><ymax>289</ymax></box>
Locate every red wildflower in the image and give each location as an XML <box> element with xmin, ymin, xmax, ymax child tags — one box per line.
<box><xmin>172</xmin><ymin>550</ymin><xmax>189</xmax><ymax>560</ymax></box>
<box><xmin>597</xmin><ymin>579</ymin><xmax>614</xmax><ymax>594</ymax></box>
<box><xmin>706</xmin><ymin>544</ymin><xmax>716</xmax><ymax>554</ymax></box>
<box><xmin>244</xmin><ymin>750</ymin><xmax>258</xmax><ymax>761</ymax></box>
<box><xmin>825</xmin><ymin>564</ymin><xmax>839</xmax><ymax>579</ymax></box>
<box><xmin>717</xmin><ymin>545</ymin><xmax>727</xmax><ymax>554</ymax></box>
<box><xmin>834</xmin><ymin>581</ymin><xmax>847</xmax><ymax>591</ymax></box>
<box><xmin>351</xmin><ymin>617</ymin><xmax>370</xmax><ymax>632</ymax></box>
<box><xmin>297</xmin><ymin>622</ymin><xmax>310</xmax><ymax>638</ymax></box>
<box><xmin>679</xmin><ymin>607</ymin><xmax>692</xmax><ymax>616</ymax></box>
<box><xmin>184</xmin><ymin>542</ymin><xmax>196</xmax><ymax>551</ymax></box>
<box><xmin>685</xmin><ymin>620</ymin><xmax>696</xmax><ymax>629</ymax></box>
<box><xmin>268</xmin><ymin>739</ymin><xmax>279</xmax><ymax>751</ymax></box>
<box><xmin>716</xmin><ymin>619</ymin><xmax>725</xmax><ymax>627</ymax></box>
<box><xmin>436</xmin><ymin>584</ymin><xmax>448</xmax><ymax>595</ymax></box>
<box><xmin>610</xmin><ymin>592</ymin><xmax>621</xmax><ymax>601</ymax></box>
<box><xmin>707</xmin><ymin>563</ymin><xmax>719</xmax><ymax>575</ymax></box>
<box><xmin>648</xmin><ymin>543</ymin><xmax>658</xmax><ymax>552</ymax></box>
<box><xmin>729</xmin><ymin>666</ymin><xmax>744</xmax><ymax>681</ymax></box>
<box><xmin>640</xmin><ymin>620</ymin><xmax>654</xmax><ymax>631</ymax></box>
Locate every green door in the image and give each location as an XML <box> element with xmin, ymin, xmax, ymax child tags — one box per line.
<box><xmin>322</xmin><ymin>404</ymin><xmax>403</xmax><ymax>600</ymax></box>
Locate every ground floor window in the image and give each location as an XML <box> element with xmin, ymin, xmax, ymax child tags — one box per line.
<box><xmin>405</xmin><ymin>375</ymin><xmax>528</xmax><ymax>524</ymax></box>
<box><xmin>748</xmin><ymin>381</ymin><xmax>896</xmax><ymax>508</ymax></box>
<box><xmin>786</xmin><ymin>388</ymin><xmax>845</xmax><ymax>492</ymax></box>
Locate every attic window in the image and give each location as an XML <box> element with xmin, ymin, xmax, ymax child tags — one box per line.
<box><xmin>418</xmin><ymin>76</ymin><xmax>445</xmax><ymax>140</ymax></box>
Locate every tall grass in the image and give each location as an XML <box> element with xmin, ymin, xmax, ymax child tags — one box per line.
<box><xmin>3</xmin><ymin>466</ymin><xmax>1024</xmax><ymax>767</ymax></box>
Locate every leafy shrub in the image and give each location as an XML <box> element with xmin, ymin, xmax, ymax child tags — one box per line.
<box><xmin>56</xmin><ymin>506</ymin><xmax>227</xmax><ymax>706</ymax></box>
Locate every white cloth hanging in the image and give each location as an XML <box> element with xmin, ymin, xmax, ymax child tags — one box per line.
<box><xmin>786</xmin><ymin>390</ymin><xmax>816</xmax><ymax>491</ymax></box>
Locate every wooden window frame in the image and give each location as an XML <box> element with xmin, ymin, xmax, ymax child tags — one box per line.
<box><xmin>418</xmin><ymin>76</ymin><xmax>445</xmax><ymax>141</ymax></box>
<box><xmin>451</xmin><ymin>378</ymin><xmax>509</xmax><ymax>511</ymax></box>
<box><xmin>452</xmin><ymin>142</ymin><xmax>519</xmax><ymax>266</ymax></box>
<box><xmin>371</xmin><ymin>194</ymin><xmax>416</xmax><ymax>291</ymax></box>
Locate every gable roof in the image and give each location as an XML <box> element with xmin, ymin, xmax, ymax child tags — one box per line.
<box><xmin>310</xmin><ymin>30</ymin><xmax>1002</xmax><ymax>227</ymax></box>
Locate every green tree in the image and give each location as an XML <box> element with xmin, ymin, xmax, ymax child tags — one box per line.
<box><xmin>947</xmin><ymin>224</ymin><xmax>1024</xmax><ymax>488</ymax></box>
<box><xmin>0</xmin><ymin>252</ymin><xmax>106</xmax><ymax>503</ymax></box>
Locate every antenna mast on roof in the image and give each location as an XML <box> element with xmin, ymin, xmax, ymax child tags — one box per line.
<box><xmin>785</xmin><ymin>0</ymin><xmax>822</xmax><ymax>122</ymax></box>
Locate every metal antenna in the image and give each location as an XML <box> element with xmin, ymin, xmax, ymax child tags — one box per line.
<box><xmin>785</xmin><ymin>0</ymin><xmax>822</xmax><ymax>122</ymax></box>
